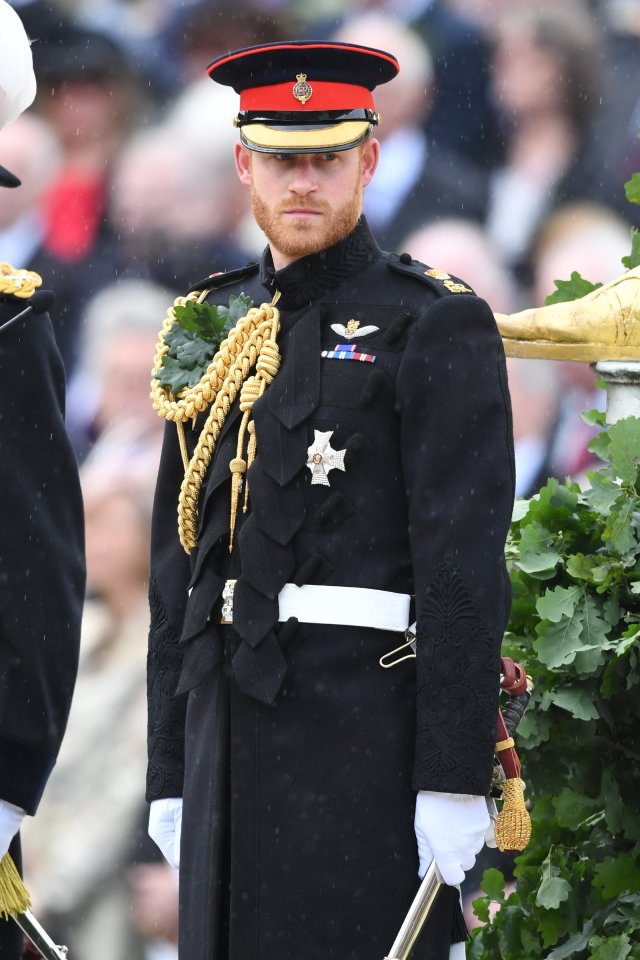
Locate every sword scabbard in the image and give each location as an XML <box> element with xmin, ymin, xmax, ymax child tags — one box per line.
<box><xmin>383</xmin><ymin>860</ymin><xmax>443</xmax><ymax>960</ymax></box>
<box><xmin>12</xmin><ymin>908</ymin><xmax>68</xmax><ymax>959</ymax></box>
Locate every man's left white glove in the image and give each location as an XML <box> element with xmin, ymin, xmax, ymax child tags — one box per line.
<box><xmin>0</xmin><ymin>799</ymin><xmax>26</xmax><ymax>859</ymax></box>
<box><xmin>148</xmin><ymin>797</ymin><xmax>183</xmax><ymax>869</ymax></box>
<box><xmin>414</xmin><ymin>791</ymin><xmax>490</xmax><ymax>886</ymax></box>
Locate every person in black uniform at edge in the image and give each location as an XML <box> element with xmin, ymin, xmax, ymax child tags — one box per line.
<box><xmin>0</xmin><ymin>3</ymin><xmax>85</xmax><ymax>956</ymax></box>
<box><xmin>147</xmin><ymin>41</ymin><xmax>515</xmax><ymax>960</ymax></box>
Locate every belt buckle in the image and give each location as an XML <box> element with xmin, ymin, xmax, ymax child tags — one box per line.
<box><xmin>220</xmin><ymin>579</ymin><xmax>237</xmax><ymax>624</ymax></box>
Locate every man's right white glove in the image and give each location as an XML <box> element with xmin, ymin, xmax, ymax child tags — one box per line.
<box><xmin>0</xmin><ymin>799</ymin><xmax>26</xmax><ymax>859</ymax></box>
<box><xmin>148</xmin><ymin>797</ymin><xmax>183</xmax><ymax>869</ymax></box>
<box><xmin>414</xmin><ymin>790</ymin><xmax>490</xmax><ymax>886</ymax></box>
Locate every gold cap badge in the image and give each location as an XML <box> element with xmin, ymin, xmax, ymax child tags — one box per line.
<box><xmin>292</xmin><ymin>73</ymin><xmax>313</xmax><ymax>105</ymax></box>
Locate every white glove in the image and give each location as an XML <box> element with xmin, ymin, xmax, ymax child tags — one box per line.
<box><xmin>414</xmin><ymin>791</ymin><xmax>489</xmax><ymax>886</ymax></box>
<box><xmin>0</xmin><ymin>799</ymin><xmax>26</xmax><ymax>859</ymax></box>
<box><xmin>148</xmin><ymin>797</ymin><xmax>183</xmax><ymax>869</ymax></box>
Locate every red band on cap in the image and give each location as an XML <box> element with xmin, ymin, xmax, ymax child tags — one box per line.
<box><xmin>240</xmin><ymin>81</ymin><xmax>374</xmax><ymax>112</ymax></box>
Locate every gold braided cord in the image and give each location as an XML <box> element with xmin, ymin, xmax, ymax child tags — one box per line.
<box><xmin>0</xmin><ymin>262</ymin><xmax>42</xmax><ymax>299</ymax></box>
<box><xmin>228</xmin><ymin>313</ymin><xmax>281</xmax><ymax>552</ymax></box>
<box><xmin>176</xmin><ymin>301</ymin><xmax>281</xmax><ymax>553</ymax></box>
<box><xmin>150</xmin><ymin>290</ymin><xmax>271</xmax><ymax>423</ymax></box>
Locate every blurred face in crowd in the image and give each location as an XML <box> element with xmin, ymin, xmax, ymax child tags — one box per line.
<box><xmin>96</xmin><ymin>331</ymin><xmax>161</xmax><ymax>434</ymax></box>
<box><xmin>85</xmin><ymin>490</ymin><xmax>149</xmax><ymax>602</ymax></box>
<box><xmin>234</xmin><ymin>138</ymin><xmax>379</xmax><ymax>268</ymax></box>
<box><xmin>491</xmin><ymin>25</ymin><xmax>564</xmax><ymax>120</ymax></box>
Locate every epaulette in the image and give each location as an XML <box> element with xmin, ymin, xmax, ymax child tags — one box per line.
<box><xmin>0</xmin><ymin>262</ymin><xmax>42</xmax><ymax>300</ymax></box>
<box><xmin>387</xmin><ymin>252</ymin><xmax>476</xmax><ymax>298</ymax></box>
<box><xmin>187</xmin><ymin>261</ymin><xmax>260</xmax><ymax>296</ymax></box>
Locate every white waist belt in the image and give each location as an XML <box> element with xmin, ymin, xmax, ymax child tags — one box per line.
<box><xmin>221</xmin><ymin>580</ymin><xmax>411</xmax><ymax>632</ymax></box>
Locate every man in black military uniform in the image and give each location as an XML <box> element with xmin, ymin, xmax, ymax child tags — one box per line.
<box><xmin>0</xmin><ymin>2</ymin><xmax>85</xmax><ymax>955</ymax></box>
<box><xmin>147</xmin><ymin>41</ymin><xmax>514</xmax><ymax>960</ymax></box>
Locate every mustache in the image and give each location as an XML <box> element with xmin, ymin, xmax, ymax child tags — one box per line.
<box><xmin>277</xmin><ymin>200</ymin><xmax>328</xmax><ymax>213</ymax></box>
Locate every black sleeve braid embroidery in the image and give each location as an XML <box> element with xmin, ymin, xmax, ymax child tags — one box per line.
<box><xmin>412</xmin><ymin>556</ymin><xmax>501</xmax><ymax>795</ymax></box>
<box><xmin>146</xmin><ymin>570</ymin><xmax>187</xmax><ymax>801</ymax></box>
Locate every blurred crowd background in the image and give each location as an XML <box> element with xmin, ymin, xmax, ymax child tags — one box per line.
<box><xmin>2</xmin><ymin>0</ymin><xmax>639</xmax><ymax>956</ymax></box>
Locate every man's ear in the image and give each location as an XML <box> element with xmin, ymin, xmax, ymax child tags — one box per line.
<box><xmin>234</xmin><ymin>142</ymin><xmax>252</xmax><ymax>185</ymax></box>
<box><xmin>360</xmin><ymin>137</ymin><xmax>380</xmax><ymax>188</ymax></box>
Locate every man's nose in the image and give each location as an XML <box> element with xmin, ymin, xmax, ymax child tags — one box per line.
<box><xmin>288</xmin><ymin>159</ymin><xmax>318</xmax><ymax>194</ymax></box>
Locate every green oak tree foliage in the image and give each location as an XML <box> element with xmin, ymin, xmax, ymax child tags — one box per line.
<box><xmin>471</xmin><ymin>177</ymin><xmax>640</xmax><ymax>960</ymax></box>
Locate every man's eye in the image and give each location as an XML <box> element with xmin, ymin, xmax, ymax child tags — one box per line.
<box><xmin>274</xmin><ymin>153</ymin><xmax>293</xmax><ymax>162</ymax></box>
<box><xmin>322</xmin><ymin>153</ymin><xmax>337</xmax><ymax>161</ymax></box>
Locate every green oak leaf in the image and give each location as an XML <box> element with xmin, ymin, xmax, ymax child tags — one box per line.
<box><xmin>155</xmin><ymin>292</ymin><xmax>253</xmax><ymax>395</ymax></box>
<box><xmin>227</xmin><ymin>293</ymin><xmax>254</xmax><ymax>324</ymax></box>
<box><xmin>607</xmin><ymin>417</ymin><xmax>640</xmax><ymax>485</ymax></box>
<box><xmin>538</xmin><ymin>905</ymin><xmax>571</xmax><ymax>950</ymax></box>
<box><xmin>546</xmin><ymin>922</ymin><xmax>595</xmax><ymax>960</ymax></box>
<box><xmin>581</xmin><ymin>408</ymin><xmax>607</xmax><ymax>428</ymax></box>
<box><xmin>536</xmin><ymin>875</ymin><xmax>571</xmax><ymax>909</ymax></box>
<box><xmin>176</xmin><ymin>337</ymin><xmax>214</xmax><ymax>370</ymax></box>
<box><xmin>549</xmin><ymin>685</ymin><xmax>600</xmax><ymax>721</ymax></box>
<box><xmin>481</xmin><ymin>867</ymin><xmax>506</xmax><ymax>901</ymax></box>
<box><xmin>593</xmin><ymin>855</ymin><xmax>640</xmax><ymax>899</ymax></box>
<box><xmin>602</xmin><ymin>592</ymin><xmax>623</xmax><ymax>626</ymax></box>
<box><xmin>536</xmin><ymin>585</ymin><xmax>581</xmax><ymax>623</ymax></box>
<box><xmin>581</xmin><ymin>593</ymin><xmax>609</xmax><ymax>649</ymax></box>
<box><xmin>589</xmin><ymin>934</ymin><xmax>632</xmax><ymax>960</ymax></box>
<box><xmin>622</xmin><ymin>229</ymin><xmax>640</xmax><ymax>270</ymax></box>
<box><xmin>173</xmin><ymin>300</ymin><xmax>224</xmax><ymax>337</ymax></box>
<box><xmin>535</xmin><ymin>613</ymin><xmax>585</xmax><ymax>669</ymax></box>
<box><xmin>574</xmin><ymin>645</ymin><xmax>606</xmax><ymax>673</ymax></box>
<box><xmin>624</xmin><ymin>172</ymin><xmax>640</xmax><ymax>205</ymax></box>
<box><xmin>553</xmin><ymin>787</ymin><xmax>600</xmax><ymax>829</ymax></box>
<box><xmin>472</xmin><ymin>896</ymin><xmax>490</xmax><ymax>923</ymax></box>
<box><xmin>518</xmin><ymin>522</ymin><xmax>562</xmax><ymax>575</ymax></box>
<box><xmin>155</xmin><ymin>355</ymin><xmax>197</xmax><ymax>394</ymax></box>
<box><xmin>566</xmin><ymin>553</ymin><xmax>595</xmax><ymax>581</ymax></box>
<box><xmin>589</xmin><ymin>431</ymin><xmax>612</xmax><ymax>463</ymax></box>
<box><xmin>584</xmin><ymin>471</ymin><xmax>625</xmax><ymax>515</ymax></box>
<box><xmin>545</xmin><ymin>271</ymin><xmax>602</xmax><ymax>306</ymax></box>
<box><xmin>603</xmin><ymin>499</ymin><xmax>638</xmax><ymax>555</ymax></box>
<box><xmin>512</xmin><ymin>499</ymin><xmax>531</xmax><ymax>523</ymax></box>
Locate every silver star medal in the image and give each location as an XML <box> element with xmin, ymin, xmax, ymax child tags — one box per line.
<box><xmin>330</xmin><ymin>319</ymin><xmax>379</xmax><ymax>339</ymax></box>
<box><xmin>306</xmin><ymin>430</ymin><xmax>347</xmax><ymax>486</ymax></box>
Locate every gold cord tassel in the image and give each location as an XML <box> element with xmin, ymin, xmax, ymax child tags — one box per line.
<box><xmin>227</xmin><ymin>300</ymin><xmax>281</xmax><ymax>551</ymax></box>
<box><xmin>243</xmin><ymin>421</ymin><xmax>257</xmax><ymax>513</ymax></box>
<box><xmin>495</xmin><ymin>778</ymin><xmax>532</xmax><ymax>852</ymax></box>
<box><xmin>0</xmin><ymin>852</ymin><xmax>30</xmax><ymax>919</ymax></box>
<box><xmin>176</xmin><ymin>420</ymin><xmax>189</xmax><ymax>472</ymax></box>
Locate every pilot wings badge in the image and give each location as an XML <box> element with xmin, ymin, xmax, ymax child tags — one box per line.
<box><xmin>330</xmin><ymin>319</ymin><xmax>379</xmax><ymax>340</ymax></box>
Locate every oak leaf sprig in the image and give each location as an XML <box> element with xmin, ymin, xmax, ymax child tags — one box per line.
<box><xmin>156</xmin><ymin>293</ymin><xmax>253</xmax><ymax>395</ymax></box>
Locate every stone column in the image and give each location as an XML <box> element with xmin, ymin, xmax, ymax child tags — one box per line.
<box><xmin>594</xmin><ymin>361</ymin><xmax>640</xmax><ymax>424</ymax></box>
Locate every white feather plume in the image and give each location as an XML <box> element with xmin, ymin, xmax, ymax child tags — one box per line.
<box><xmin>0</xmin><ymin>1</ymin><xmax>37</xmax><ymax>130</ymax></box>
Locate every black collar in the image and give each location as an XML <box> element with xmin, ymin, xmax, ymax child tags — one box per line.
<box><xmin>260</xmin><ymin>217</ymin><xmax>381</xmax><ymax>310</ymax></box>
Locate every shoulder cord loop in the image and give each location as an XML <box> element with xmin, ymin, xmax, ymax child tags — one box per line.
<box><xmin>150</xmin><ymin>289</ymin><xmax>281</xmax><ymax>554</ymax></box>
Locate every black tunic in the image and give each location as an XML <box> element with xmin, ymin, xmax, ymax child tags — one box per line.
<box><xmin>147</xmin><ymin>219</ymin><xmax>515</xmax><ymax>960</ymax></box>
<box><xmin>0</xmin><ymin>288</ymin><xmax>85</xmax><ymax>958</ymax></box>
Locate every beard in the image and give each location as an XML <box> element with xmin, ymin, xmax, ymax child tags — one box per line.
<box><xmin>250</xmin><ymin>175</ymin><xmax>363</xmax><ymax>262</ymax></box>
